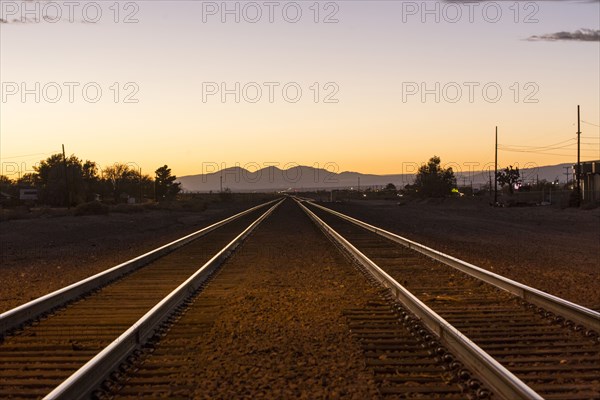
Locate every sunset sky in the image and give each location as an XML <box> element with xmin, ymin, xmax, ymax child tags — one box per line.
<box><xmin>1</xmin><ymin>0</ymin><xmax>599</xmax><ymax>179</ymax></box>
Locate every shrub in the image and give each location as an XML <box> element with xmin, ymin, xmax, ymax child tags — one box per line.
<box><xmin>111</xmin><ymin>203</ymin><xmax>145</xmax><ymax>213</ymax></box>
<box><xmin>0</xmin><ymin>206</ymin><xmax>30</xmax><ymax>221</ymax></box>
<box><xmin>74</xmin><ymin>201</ymin><xmax>109</xmax><ymax>216</ymax></box>
<box><xmin>568</xmin><ymin>188</ymin><xmax>581</xmax><ymax>208</ymax></box>
<box><xmin>143</xmin><ymin>202</ymin><xmax>159</xmax><ymax>211</ymax></box>
<box><xmin>180</xmin><ymin>200</ymin><xmax>208</xmax><ymax>212</ymax></box>
<box><xmin>149</xmin><ymin>199</ymin><xmax>207</xmax><ymax>212</ymax></box>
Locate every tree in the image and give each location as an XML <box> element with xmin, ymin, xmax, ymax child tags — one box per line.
<box><xmin>384</xmin><ymin>183</ymin><xmax>397</xmax><ymax>191</ymax></box>
<box><xmin>17</xmin><ymin>173</ymin><xmax>40</xmax><ymax>188</ymax></box>
<box><xmin>413</xmin><ymin>156</ymin><xmax>456</xmax><ymax>197</ymax></box>
<box><xmin>0</xmin><ymin>175</ymin><xmax>17</xmax><ymax>199</ymax></box>
<box><xmin>35</xmin><ymin>154</ymin><xmax>86</xmax><ymax>206</ymax></box>
<box><xmin>155</xmin><ymin>165</ymin><xmax>181</xmax><ymax>201</ymax></box>
<box><xmin>82</xmin><ymin>160</ymin><xmax>101</xmax><ymax>201</ymax></box>
<box><xmin>102</xmin><ymin>163</ymin><xmax>140</xmax><ymax>202</ymax></box>
<box><xmin>82</xmin><ymin>160</ymin><xmax>98</xmax><ymax>181</ymax></box>
<box><xmin>0</xmin><ymin>175</ymin><xmax>13</xmax><ymax>187</ymax></box>
<box><xmin>496</xmin><ymin>166</ymin><xmax>521</xmax><ymax>195</ymax></box>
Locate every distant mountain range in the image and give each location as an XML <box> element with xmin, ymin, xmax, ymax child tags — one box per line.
<box><xmin>177</xmin><ymin>163</ymin><xmax>576</xmax><ymax>192</ymax></box>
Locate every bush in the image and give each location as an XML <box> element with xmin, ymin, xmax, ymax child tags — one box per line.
<box><xmin>0</xmin><ymin>206</ymin><xmax>30</xmax><ymax>221</ymax></box>
<box><xmin>180</xmin><ymin>199</ymin><xmax>208</xmax><ymax>212</ymax></box>
<box><xmin>111</xmin><ymin>203</ymin><xmax>145</xmax><ymax>213</ymax></box>
<box><xmin>148</xmin><ymin>199</ymin><xmax>207</xmax><ymax>212</ymax></box>
<box><xmin>74</xmin><ymin>201</ymin><xmax>109</xmax><ymax>216</ymax></box>
<box><xmin>143</xmin><ymin>201</ymin><xmax>158</xmax><ymax>209</ymax></box>
<box><xmin>36</xmin><ymin>207</ymin><xmax>71</xmax><ymax>218</ymax></box>
<box><xmin>568</xmin><ymin>188</ymin><xmax>581</xmax><ymax>208</ymax></box>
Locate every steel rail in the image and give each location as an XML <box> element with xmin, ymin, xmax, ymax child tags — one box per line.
<box><xmin>44</xmin><ymin>198</ymin><xmax>283</xmax><ymax>400</ymax></box>
<box><xmin>297</xmin><ymin>199</ymin><xmax>543</xmax><ymax>400</ymax></box>
<box><xmin>303</xmin><ymin>200</ymin><xmax>600</xmax><ymax>333</ymax></box>
<box><xmin>0</xmin><ymin>198</ymin><xmax>280</xmax><ymax>335</ymax></box>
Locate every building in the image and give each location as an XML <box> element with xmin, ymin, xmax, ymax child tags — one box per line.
<box><xmin>574</xmin><ymin>160</ymin><xmax>600</xmax><ymax>203</ymax></box>
<box><xmin>19</xmin><ymin>188</ymin><xmax>38</xmax><ymax>201</ymax></box>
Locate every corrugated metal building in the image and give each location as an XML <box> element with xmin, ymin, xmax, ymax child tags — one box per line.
<box><xmin>574</xmin><ymin>160</ymin><xmax>600</xmax><ymax>203</ymax></box>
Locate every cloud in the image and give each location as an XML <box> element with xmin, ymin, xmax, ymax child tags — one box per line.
<box><xmin>445</xmin><ymin>0</ymin><xmax>599</xmax><ymax>2</ymax></box>
<box><xmin>444</xmin><ymin>0</ymin><xmax>599</xmax><ymax>2</ymax></box>
<box><xmin>526</xmin><ymin>29</ymin><xmax>600</xmax><ymax>42</ymax></box>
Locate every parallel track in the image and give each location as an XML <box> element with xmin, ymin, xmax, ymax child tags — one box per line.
<box><xmin>303</xmin><ymin>200</ymin><xmax>600</xmax><ymax>400</ymax></box>
<box><xmin>0</xmin><ymin>201</ymin><xmax>277</xmax><ymax>399</ymax></box>
<box><xmin>103</xmin><ymin>198</ymin><xmax>483</xmax><ymax>399</ymax></box>
<box><xmin>1</xmin><ymin>198</ymin><xmax>598</xmax><ymax>399</ymax></box>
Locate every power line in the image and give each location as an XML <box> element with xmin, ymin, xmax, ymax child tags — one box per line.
<box><xmin>498</xmin><ymin>123</ymin><xmax>599</xmax><ymax>158</ymax></box>
<box><xmin>582</xmin><ymin>120</ymin><xmax>600</xmax><ymax>128</ymax></box>
<box><xmin>498</xmin><ymin>145</ymin><xmax>597</xmax><ymax>153</ymax></box>
<box><xmin>506</xmin><ymin>137</ymin><xmax>575</xmax><ymax>147</ymax></box>
<box><xmin>0</xmin><ymin>151</ymin><xmax>60</xmax><ymax>160</ymax></box>
<box><xmin>498</xmin><ymin>143</ymin><xmax>578</xmax><ymax>152</ymax></box>
<box><xmin>497</xmin><ymin>138</ymin><xmax>577</xmax><ymax>151</ymax></box>
<box><xmin>497</xmin><ymin>148</ymin><xmax>597</xmax><ymax>157</ymax></box>
<box><xmin>500</xmin><ymin>142</ymin><xmax>598</xmax><ymax>148</ymax></box>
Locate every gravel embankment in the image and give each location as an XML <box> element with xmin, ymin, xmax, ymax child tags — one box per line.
<box><xmin>0</xmin><ymin>201</ymin><xmax>265</xmax><ymax>312</ymax></box>
<box><xmin>112</xmin><ymin>200</ymin><xmax>469</xmax><ymax>399</ymax></box>
<box><xmin>324</xmin><ymin>199</ymin><xmax>600</xmax><ymax>309</ymax></box>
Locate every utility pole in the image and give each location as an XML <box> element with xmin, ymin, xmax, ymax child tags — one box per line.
<box><xmin>139</xmin><ymin>167</ymin><xmax>143</xmax><ymax>204</ymax></box>
<box><xmin>494</xmin><ymin>126</ymin><xmax>498</xmax><ymax>205</ymax></box>
<box><xmin>576</xmin><ymin>105</ymin><xmax>581</xmax><ymax>192</ymax></box>
<box><xmin>488</xmin><ymin>169</ymin><xmax>492</xmax><ymax>198</ymax></box>
<box><xmin>62</xmin><ymin>144</ymin><xmax>70</xmax><ymax>209</ymax></box>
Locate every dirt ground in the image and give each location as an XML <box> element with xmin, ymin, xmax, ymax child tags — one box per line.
<box><xmin>112</xmin><ymin>199</ymin><xmax>462</xmax><ymax>399</ymax></box>
<box><xmin>1</xmin><ymin>196</ymin><xmax>598</xmax><ymax>313</ymax></box>
<box><xmin>0</xmin><ymin>201</ymin><xmax>265</xmax><ymax>313</ymax></box>
<box><xmin>322</xmin><ymin>197</ymin><xmax>600</xmax><ymax>310</ymax></box>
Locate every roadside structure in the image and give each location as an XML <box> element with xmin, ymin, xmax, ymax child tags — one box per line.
<box><xmin>574</xmin><ymin>160</ymin><xmax>600</xmax><ymax>203</ymax></box>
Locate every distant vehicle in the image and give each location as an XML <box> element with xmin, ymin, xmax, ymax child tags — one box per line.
<box><xmin>451</xmin><ymin>188</ymin><xmax>465</xmax><ymax>197</ymax></box>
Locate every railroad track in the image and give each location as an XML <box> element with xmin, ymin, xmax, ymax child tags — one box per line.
<box><xmin>0</xmin><ymin>199</ymin><xmax>282</xmax><ymax>399</ymax></box>
<box><xmin>100</xmin><ymin>198</ymin><xmax>484</xmax><ymax>399</ymax></box>
<box><xmin>300</xmin><ymin>198</ymin><xmax>600</xmax><ymax>400</ymax></box>
<box><xmin>1</xmin><ymin>197</ymin><xmax>598</xmax><ymax>399</ymax></box>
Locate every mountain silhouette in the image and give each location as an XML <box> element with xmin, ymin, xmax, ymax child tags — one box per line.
<box><xmin>177</xmin><ymin>163</ymin><xmax>574</xmax><ymax>192</ymax></box>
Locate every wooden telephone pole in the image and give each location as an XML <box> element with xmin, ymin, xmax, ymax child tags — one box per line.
<box><xmin>139</xmin><ymin>168</ymin><xmax>143</xmax><ymax>203</ymax></box>
<box><xmin>576</xmin><ymin>105</ymin><xmax>581</xmax><ymax>191</ymax></box>
<box><xmin>494</xmin><ymin>126</ymin><xmax>498</xmax><ymax>205</ymax></box>
<box><xmin>62</xmin><ymin>144</ymin><xmax>70</xmax><ymax>209</ymax></box>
